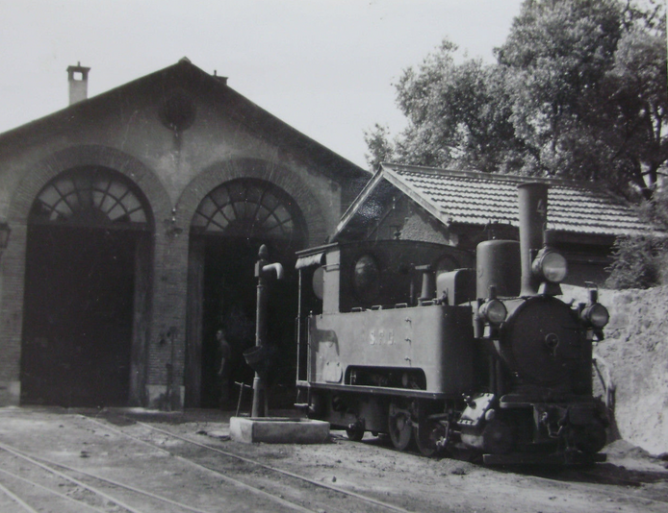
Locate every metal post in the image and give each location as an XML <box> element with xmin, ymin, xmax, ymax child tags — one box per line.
<box><xmin>252</xmin><ymin>245</ymin><xmax>268</xmax><ymax>417</ymax></box>
<box><xmin>251</xmin><ymin>245</ymin><xmax>284</xmax><ymax>418</ymax></box>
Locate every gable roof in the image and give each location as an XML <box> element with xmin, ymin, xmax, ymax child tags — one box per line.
<box><xmin>334</xmin><ymin>163</ymin><xmax>651</xmax><ymax>241</ymax></box>
<box><xmin>0</xmin><ymin>58</ymin><xmax>368</xmax><ymax>182</ymax></box>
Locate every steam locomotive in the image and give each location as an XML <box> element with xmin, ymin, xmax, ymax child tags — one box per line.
<box><xmin>293</xmin><ymin>183</ymin><xmax>610</xmax><ymax>464</ymax></box>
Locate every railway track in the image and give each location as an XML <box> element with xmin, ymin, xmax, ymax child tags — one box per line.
<box><xmin>0</xmin><ymin>420</ymin><xmax>404</xmax><ymax>513</ymax></box>
<box><xmin>90</xmin><ymin>413</ymin><xmax>668</xmax><ymax>513</ymax></box>
<box><xmin>0</xmin><ymin>438</ymin><xmax>218</xmax><ymax>512</ymax></box>
<box><xmin>80</xmin><ymin>414</ymin><xmax>413</xmax><ymax>513</ymax></box>
<box><xmin>1</xmin><ymin>409</ymin><xmax>666</xmax><ymax>513</ymax></box>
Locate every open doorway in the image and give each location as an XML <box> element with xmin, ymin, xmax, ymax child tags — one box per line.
<box><xmin>186</xmin><ymin>178</ymin><xmax>306</xmax><ymax>409</ymax></box>
<box><xmin>20</xmin><ymin>167</ymin><xmax>152</xmax><ymax>407</ymax></box>
<box><xmin>21</xmin><ymin>226</ymin><xmax>138</xmax><ymax>406</ymax></box>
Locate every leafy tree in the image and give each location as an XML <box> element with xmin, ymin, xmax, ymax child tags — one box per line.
<box><xmin>364</xmin><ymin>123</ymin><xmax>395</xmax><ymax>171</ymax></box>
<box><xmin>496</xmin><ymin>0</ymin><xmax>624</xmax><ymax>177</ymax></box>
<box><xmin>366</xmin><ymin>41</ymin><xmax>524</xmax><ymax>173</ymax></box>
<box><xmin>605</xmin><ymin>187</ymin><xmax>668</xmax><ymax>288</ymax></box>
<box><xmin>605</xmin><ymin>234</ymin><xmax>665</xmax><ymax>288</ymax></box>
<box><xmin>367</xmin><ymin>0</ymin><xmax>667</xmax><ymax>199</ymax></box>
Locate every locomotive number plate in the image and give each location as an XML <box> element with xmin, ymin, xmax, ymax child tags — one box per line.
<box><xmin>369</xmin><ymin>328</ymin><xmax>395</xmax><ymax>346</ymax></box>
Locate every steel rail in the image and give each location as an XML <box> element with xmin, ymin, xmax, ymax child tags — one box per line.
<box><xmin>0</xmin><ymin>479</ymin><xmax>40</xmax><ymax>513</ymax></box>
<box><xmin>131</xmin><ymin>418</ymin><xmax>668</xmax><ymax>512</ymax></box>
<box><xmin>0</xmin><ymin>440</ymin><xmax>145</xmax><ymax>513</ymax></box>
<box><xmin>28</xmin><ymin>458</ymin><xmax>216</xmax><ymax>513</ymax></box>
<box><xmin>84</xmin><ymin>415</ymin><xmax>414</xmax><ymax>513</ymax></box>
<box><xmin>0</xmin><ymin>466</ymin><xmax>107</xmax><ymax>513</ymax></box>
<box><xmin>80</xmin><ymin>416</ymin><xmax>321</xmax><ymax>513</ymax></box>
<box><xmin>1</xmin><ymin>438</ymin><xmax>250</xmax><ymax>513</ymax></box>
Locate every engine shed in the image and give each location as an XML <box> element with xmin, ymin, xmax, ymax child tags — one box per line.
<box><xmin>0</xmin><ymin>59</ymin><xmax>368</xmax><ymax>409</ymax></box>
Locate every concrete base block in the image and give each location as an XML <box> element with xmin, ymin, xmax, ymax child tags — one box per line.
<box><xmin>230</xmin><ymin>417</ymin><xmax>330</xmax><ymax>444</ymax></box>
<box><xmin>0</xmin><ymin>381</ymin><xmax>21</xmax><ymax>406</ymax></box>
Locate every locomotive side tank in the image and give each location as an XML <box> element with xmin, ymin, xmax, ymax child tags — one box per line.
<box><xmin>295</xmin><ymin>184</ymin><xmax>610</xmax><ymax>464</ymax></box>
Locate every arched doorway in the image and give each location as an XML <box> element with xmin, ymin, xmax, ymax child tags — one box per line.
<box><xmin>21</xmin><ymin>167</ymin><xmax>152</xmax><ymax>407</ymax></box>
<box><xmin>186</xmin><ymin>178</ymin><xmax>307</xmax><ymax>408</ymax></box>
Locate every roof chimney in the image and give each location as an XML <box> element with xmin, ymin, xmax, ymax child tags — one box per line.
<box><xmin>67</xmin><ymin>62</ymin><xmax>90</xmax><ymax>105</ymax></box>
<box><xmin>212</xmin><ymin>70</ymin><xmax>228</xmax><ymax>85</ymax></box>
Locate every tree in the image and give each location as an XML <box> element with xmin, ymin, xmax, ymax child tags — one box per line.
<box><xmin>364</xmin><ymin>123</ymin><xmax>395</xmax><ymax>171</ymax></box>
<box><xmin>368</xmin><ymin>0</ymin><xmax>667</xmax><ymax>198</ymax></box>
<box><xmin>496</xmin><ymin>0</ymin><xmax>624</xmax><ymax>177</ymax></box>
<box><xmin>605</xmin><ymin>187</ymin><xmax>668</xmax><ymax>288</ymax></box>
<box><xmin>366</xmin><ymin>41</ymin><xmax>525</xmax><ymax>173</ymax></box>
<box><xmin>604</xmin><ymin>23</ymin><xmax>668</xmax><ymax>193</ymax></box>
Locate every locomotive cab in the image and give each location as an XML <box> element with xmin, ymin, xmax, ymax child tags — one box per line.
<box><xmin>295</xmin><ymin>240</ymin><xmax>476</xmax><ymax>451</ymax></box>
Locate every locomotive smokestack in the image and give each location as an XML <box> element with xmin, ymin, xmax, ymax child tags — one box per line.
<box><xmin>518</xmin><ymin>183</ymin><xmax>548</xmax><ymax>296</ymax></box>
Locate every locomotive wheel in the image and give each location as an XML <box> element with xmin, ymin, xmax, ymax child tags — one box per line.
<box><xmin>415</xmin><ymin>414</ymin><xmax>443</xmax><ymax>457</ymax></box>
<box><xmin>346</xmin><ymin>423</ymin><xmax>365</xmax><ymax>442</ymax></box>
<box><xmin>388</xmin><ymin>402</ymin><xmax>413</xmax><ymax>451</ymax></box>
<box><xmin>569</xmin><ymin>420</ymin><xmax>607</xmax><ymax>454</ymax></box>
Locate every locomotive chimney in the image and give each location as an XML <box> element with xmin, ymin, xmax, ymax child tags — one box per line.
<box><xmin>518</xmin><ymin>183</ymin><xmax>548</xmax><ymax>296</ymax></box>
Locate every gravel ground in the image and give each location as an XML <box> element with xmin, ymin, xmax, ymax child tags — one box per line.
<box><xmin>0</xmin><ymin>407</ymin><xmax>667</xmax><ymax>513</ymax></box>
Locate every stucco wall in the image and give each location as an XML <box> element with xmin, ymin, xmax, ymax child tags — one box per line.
<box><xmin>371</xmin><ymin>196</ymin><xmax>457</xmax><ymax>246</ymax></box>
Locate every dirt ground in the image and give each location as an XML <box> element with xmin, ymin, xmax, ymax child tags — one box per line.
<box><xmin>561</xmin><ymin>285</ymin><xmax>668</xmax><ymax>455</ymax></box>
<box><xmin>0</xmin><ymin>288</ymin><xmax>664</xmax><ymax>512</ymax></box>
<box><xmin>0</xmin><ymin>407</ymin><xmax>667</xmax><ymax>513</ymax></box>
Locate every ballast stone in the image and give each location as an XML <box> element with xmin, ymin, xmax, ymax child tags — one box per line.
<box><xmin>230</xmin><ymin>417</ymin><xmax>330</xmax><ymax>444</ymax></box>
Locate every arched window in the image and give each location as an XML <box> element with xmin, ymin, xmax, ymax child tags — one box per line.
<box><xmin>30</xmin><ymin>167</ymin><xmax>150</xmax><ymax>227</ymax></box>
<box><xmin>191</xmin><ymin>179</ymin><xmax>306</xmax><ymax>243</ymax></box>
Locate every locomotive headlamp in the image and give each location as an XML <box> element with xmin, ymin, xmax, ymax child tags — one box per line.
<box><xmin>479</xmin><ymin>298</ymin><xmax>507</xmax><ymax>325</ymax></box>
<box><xmin>532</xmin><ymin>248</ymin><xmax>568</xmax><ymax>284</ymax></box>
<box><xmin>581</xmin><ymin>303</ymin><xmax>610</xmax><ymax>329</ymax></box>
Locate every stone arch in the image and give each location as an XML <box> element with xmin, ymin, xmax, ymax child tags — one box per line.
<box><xmin>3</xmin><ymin>145</ymin><xmax>171</xmax><ymax>407</ymax></box>
<box><xmin>176</xmin><ymin>158</ymin><xmax>327</xmax><ymax>246</ymax></box>
<box><xmin>9</xmin><ymin>144</ymin><xmax>171</xmax><ymax>224</ymax></box>
<box><xmin>179</xmin><ymin>158</ymin><xmax>326</xmax><ymax>407</ymax></box>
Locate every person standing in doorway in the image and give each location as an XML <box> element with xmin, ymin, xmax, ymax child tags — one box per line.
<box><xmin>216</xmin><ymin>329</ymin><xmax>231</xmax><ymax>410</ymax></box>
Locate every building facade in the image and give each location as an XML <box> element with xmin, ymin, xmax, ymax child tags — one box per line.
<box><xmin>334</xmin><ymin>163</ymin><xmax>651</xmax><ymax>286</ymax></box>
<box><xmin>0</xmin><ymin>59</ymin><xmax>367</xmax><ymax>409</ymax></box>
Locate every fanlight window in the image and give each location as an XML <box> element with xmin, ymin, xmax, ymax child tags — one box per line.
<box><xmin>192</xmin><ymin>180</ymin><xmax>302</xmax><ymax>241</ymax></box>
<box><xmin>31</xmin><ymin>168</ymin><xmax>149</xmax><ymax>226</ymax></box>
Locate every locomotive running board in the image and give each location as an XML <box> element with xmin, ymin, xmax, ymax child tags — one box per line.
<box><xmin>299</xmin><ymin>382</ymin><xmax>450</xmax><ymax>400</ymax></box>
<box><xmin>483</xmin><ymin>452</ymin><xmax>606</xmax><ymax>465</ymax></box>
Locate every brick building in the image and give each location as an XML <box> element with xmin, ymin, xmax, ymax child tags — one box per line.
<box><xmin>334</xmin><ymin>163</ymin><xmax>650</xmax><ymax>285</ymax></box>
<box><xmin>0</xmin><ymin>59</ymin><xmax>367</xmax><ymax>408</ymax></box>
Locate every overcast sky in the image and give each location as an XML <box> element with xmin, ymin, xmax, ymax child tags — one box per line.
<box><xmin>0</xmin><ymin>0</ymin><xmax>524</xmax><ymax>169</ymax></box>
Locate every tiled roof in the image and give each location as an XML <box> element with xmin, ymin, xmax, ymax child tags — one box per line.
<box><xmin>382</xmin><ymin>164</ymin><xmax>651</xmax><ymax>237</ymax></box>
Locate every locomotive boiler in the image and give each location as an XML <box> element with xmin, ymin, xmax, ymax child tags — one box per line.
<box><xmin>294</xmin><ymin>183</ymin><xmax>610</xmax><ymax>464</ymax></box>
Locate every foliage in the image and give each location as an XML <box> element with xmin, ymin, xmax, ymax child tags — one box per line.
<box><xmin>605</xmin><ymin>234</ymin><xmax>665</xmax><ymax>288</ymax></box>
<box><xmin>605</xmin><ymin>187</ymin><xmax>668</xmax><ymax>288</ymax></box>
<box><xmin>367</xmin><ymin>0</ymin><xmax>667</xmax><ymax>198</ymax></box>
<box><xmin>364</xmin><ymin>124</ymin><xmax>395</xmax><ymax>170</ymax></box>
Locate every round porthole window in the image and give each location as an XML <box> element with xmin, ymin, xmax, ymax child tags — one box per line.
<box><xmin>159</xmin><ymin>92</ymin><xmax>196</xmax><ymax>132</ymax></box>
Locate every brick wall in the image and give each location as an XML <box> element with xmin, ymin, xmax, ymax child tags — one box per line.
<box><xmin>0</xmin><ymin>74</ymin><xmax>361</xmax><ymax>408</ymax></box>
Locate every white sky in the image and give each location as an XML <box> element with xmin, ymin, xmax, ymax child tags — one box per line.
<box><xmin>0</xmin><ymin>0</ymin><xmax>524</xmax><ymax>169</ymax></box>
